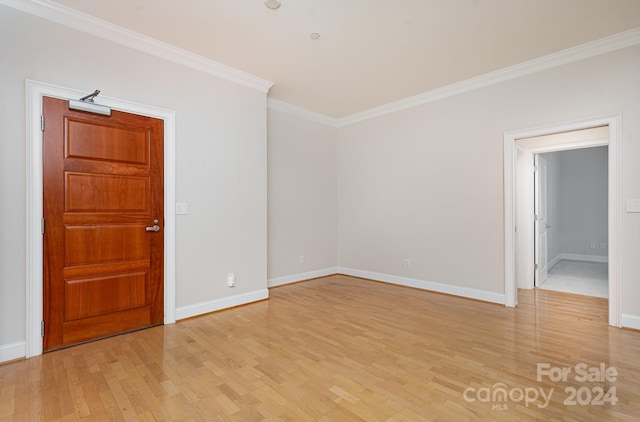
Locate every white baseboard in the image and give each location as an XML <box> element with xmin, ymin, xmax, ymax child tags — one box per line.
<box><xmin>557</xmin><ymin>253</ymin><xmax>608</xmax><ymax>263</ymax></box>
<box><xmin>0</xmin><ymin>341</ymin><xmax>26</xmax><ymax>364</ymax></box>
<box><xmin>337</xmin><ymin>267</ymin><xmax>505</xmax><ymax>305</ymax></box>
<box><xmin>175</xmin><ymin>289</ymin><xmax>269</xmax><ymax>321</ymax></box>
<box><xmin>267</xmin><ymin>267</ymin><xmax>337</xmax><ymax>288</ymax></box>
<box><xmin>548</xmin><ymin>255</ymin><xmax>562</xmax><ymax>269</ymax></box>
<box><xmin>621</xmin><ymin>314</ymin><xmax>640</xmax><ymax>330</ymax></box>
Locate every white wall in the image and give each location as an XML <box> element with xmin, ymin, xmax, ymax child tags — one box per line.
<box><xmin>337</xmin><ymin>94</ymin><xmax>505</xmax><ymax>296</ymax></box>
<box><xmin>0</xmin><ymin>6</ymin><xmax>268</xmax><ymax>358</ymax></box>
<box><xmin>542</xmin><ymin>147</ymin><xmax>608</xmax><ymax>263</ymax></box>
<box><xmin>337</xmin><ymin>44</ymin><xmax>640</xmax><ymax>319</ymax></box>
<box><xmin>267</xmin><ymin>110</ymin><xmax>337</xmax><ymax>284</ymax></box>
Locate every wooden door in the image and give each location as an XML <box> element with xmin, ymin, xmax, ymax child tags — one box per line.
<box><xmin>43</xmin><ymin>96</ymin><xmax>164</xmax><ymax>351</ymax></box>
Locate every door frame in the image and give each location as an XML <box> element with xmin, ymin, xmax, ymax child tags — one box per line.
<box><xmin>25</xmin><ymin>80</ymin><xmax>177</xmax><ymax>357</ymax></box>
<box><xmin>504</xmin><ymin>115</ymin><xmax>620</xmax><ymax>327</ymax></box>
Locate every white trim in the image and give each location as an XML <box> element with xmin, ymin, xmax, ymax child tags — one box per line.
<box><xmin>266</xmin><ymin>28</ymin><xmax>640</xmax><ymax>128</ymax></box>
<box><xmin>337</xmin><ymin>267</ymin><xmax>504</xmax><ymax>305</ymax></box>
<box><xmin>337</xmin><ymin>28</ymin><xmax>640</xmax><ymax>126</ymax></box>
<box><xmin>548</xmin><ymin>254</ymin><xmax>609</xmax><ymax>270</ymax></box>
<box><xmin>5</xmin><ymin>0</ymin><xmax>637</xmax><ymax>126</ymax></box>
<box><xmin>608</xmin><ymin>117</ymin><xmax>622</xmax><ymax>328</ymax></box>
<box><xmin>25</xmin><ymin>80</ymin><xmax>177</xmax><ymax>358</ymax></box>
<box><xmin>267</xmin><ymin>99</ymin><xmax>340</xmax><ymax>127</ymax></box>
<box><xmin>0</xmin><ymin>342</ymin><xmax>26</xmax><ymax>363</ymax></box>
<box><xmin>267</xmin><ymin>267</ymin><xmax>337</xmax><ymax>288</ymax></box>
<box><xmin>504</xmin><ymin>115</ymin><xmax>621</xmax><ymax>326</ymax></box>
<box><xmin>504</xmin><ymin>132</ymin><xmax>517</xmax><ymax>306</ymax></box>
<box><xmin>545</xmin><ymin>254</ymin><xmax>609</xmax><ymax>276</ymax></box>
<box><xmin>621</xmin><ymin>314</ymin><xmax>640</xmax><ymax>331</ymax></box>
<box><xmin>175</xmin><ymin>289</ymin><xmax>269</xmax><ymax>320</ymax></box>
<box><xmin>1</xmin><ymin>0</ymin><xmax>273</xmax><ymax>93</ymax></box>
<box><xmin>547</xmin><ymin>255</ymin><xmax>562</xmax><ymax>271</ymax></box>
<box><xmin>555</xmin><ymin>253</ymin><xmax>609</xmax><ymax>264</ymax></box>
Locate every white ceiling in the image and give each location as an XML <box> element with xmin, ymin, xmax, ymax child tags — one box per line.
<box><xmin>52</xmin><ymin>0</ymin><xmax>640</xmax><ymax>118</ymax></box>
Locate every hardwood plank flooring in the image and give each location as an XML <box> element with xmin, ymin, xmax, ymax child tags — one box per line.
<box><xmin>1</xmin><ymin>275</ymin><xmax>639</xmax><ymax>421</ymax></box>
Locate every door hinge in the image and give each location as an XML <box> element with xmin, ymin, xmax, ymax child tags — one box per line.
<box><xmin>41</xmin><ymin>321</ymin><xmax>45</xmax><ymax>337</ymax></box>
<box><xmin>534</xmin><ymin>165</ymin><xmax>538</xmax><ymax>172</ymax></box>
<box><xmin>534</xmin><ymin>214</ymin><xmax>539</xmax><ymax>221</ymax></box>
<box><xmin>534</xmin><ymin>263</ymin><xmax>539</xmax><ymax>270</ymax></box>
<box><xmin>40</xmin><ymin>115</ymin><xmax>45</xmax><ymax>132</ymax></box>
<box><xmin>41</xmin><ymin>218</ymin><xmax>45</xmax><ymax>235</ymax></box>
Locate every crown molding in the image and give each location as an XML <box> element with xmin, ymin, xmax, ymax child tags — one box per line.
<box><xmin>336</xmin><ymin>27</ymin><xmax>640</xmax><ymax>127</ymax></box>
<box><xmin>7</xmin><ymin>0</ymin><xmax>637</xmax><ymax>121</ymax></box>
<box><xmin>267</xmin><ymin>98</ymin><xmax>340</xmax><ymax>127</ymax></box>
<box><xmin>0</xmin><ymin>0</ymin><xmax>274</xmax><ymax>93</ymax></box>
<box><xmin>267</xmin><ymin>27</ymin><xmax>640</xmax><ymax>128</ymax></box>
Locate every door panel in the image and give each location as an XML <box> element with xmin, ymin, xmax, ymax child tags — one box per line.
<box><xmin>62</xmin><ymin>307</ymin><xmax>152</xmax><ymax>346</ymax></box>
<box><xmin>63</xmin><ymin>224</ymin><xmax>150</xmax><ymax>266</ymax></box>
<box><xmin>64</xmin><ymin>272</ymin><xmax>147</xmax><ymax>320</ymax></box>
<box><xmin>66</xmin><ymin>118</ymin><xmax>150</xmax><ymax>164</ymax></box>
<box><xmin>43</xmin><ymin>96</ymin><xmax>164</xmax><ymax>351</ymax></box>
<box><xmin>65</xmin><ymin>173</ymin><xmax>150</xmax><ymax>212</ymax></box>
<box><xmin>534</xmin><ymin>154</ymin><xmax>549</xmax><ymax>286</ymax></box>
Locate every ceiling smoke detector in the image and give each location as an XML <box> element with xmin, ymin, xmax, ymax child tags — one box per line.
<box><xmin>264</xmin><ymin>0</ymin><xmax>281</xmax><ymax>10</ymax></box>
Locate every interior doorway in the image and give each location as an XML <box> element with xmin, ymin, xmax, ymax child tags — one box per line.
<box><xmin>503</xmin><ymin>115</ymin><xmax>620</xmax><ymax>327</ymax></box>
<box><xmin>534</xmin><ymin>146</ymin><xmax>609</xmax><ymax>298</ymax></box>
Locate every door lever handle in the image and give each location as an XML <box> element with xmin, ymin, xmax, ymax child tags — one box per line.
<box><xmin>146</xmin><ymin>225</ymin><xmax>160</xmax><ymax>232</ymax></box>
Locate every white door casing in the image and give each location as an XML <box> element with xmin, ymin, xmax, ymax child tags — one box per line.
<box><xmin>504</xmin><ymin>115</ymin><xmax>620</xmax><ymax>327</ymax></box>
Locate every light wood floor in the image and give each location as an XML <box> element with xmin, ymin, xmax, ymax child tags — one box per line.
<box><xmin>1</xmin><ymin>275</ymin><xmax>639</xmax><ymax>421</ymax></box>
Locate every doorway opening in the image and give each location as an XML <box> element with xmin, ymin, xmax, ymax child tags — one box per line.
<box><xmin>534</xmin><ymin>146</ymin><xmax>608</xmax><ymax>298</ymax></box>
<box><xmin>503</xmin><ymin>115</ymin><xmax>620</xmax><ymax>327</ymax></box>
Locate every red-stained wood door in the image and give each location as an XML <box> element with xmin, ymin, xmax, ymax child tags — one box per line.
<box><xmin>43</xmin><ymin>96</ymin><xmax>164</xmax><ymax>351</ymax></box>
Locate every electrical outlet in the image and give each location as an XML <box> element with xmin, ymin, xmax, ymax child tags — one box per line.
<box><xmin>590</xmin><ymin>242</ymin><xmax>596</xmax><ymax>249</ymax></box>
<box><xmin>404</xmin><ymin>258</ymin><xmax>411</xmax><ymax>268</ymax></box>
<box><xmin>600</xmin><ymin>242</ymin><xmax>606</xmax><ymax>249</ymax></box>
<box><xmin>227</xmin><ymin>273</ymin><xmax>236</xmax><ymax>287</ymax></box>
<box><xmin>627</xmin><ymin>198</ymin><xmax>640</xmax><ymax>212</ymax></box>
<box><xmin>299</xmin><ymin>255</ymin><xmax>304</xmax><ymax>264</ymax></box>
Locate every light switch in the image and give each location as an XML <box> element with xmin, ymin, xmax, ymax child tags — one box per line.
<box><xmin>175</xmin><ymin>203</ymin><xmax>188</xmax><ymax>215</ymax></box>
<box><xmin>626</xmin><ymin>199</ymin><xmax>640</xmax><ymax>213</ymax></box>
